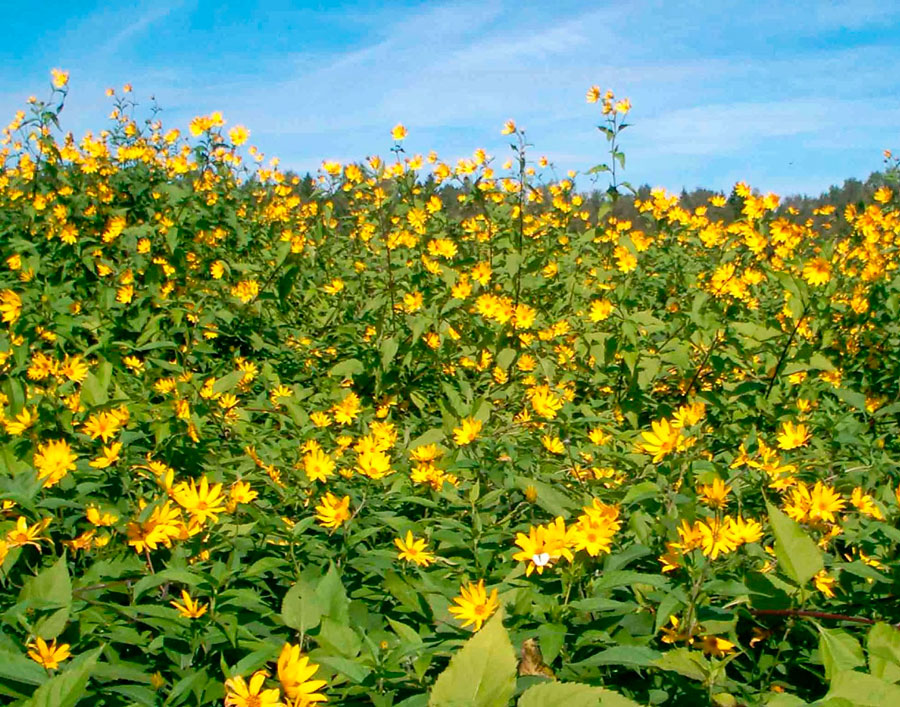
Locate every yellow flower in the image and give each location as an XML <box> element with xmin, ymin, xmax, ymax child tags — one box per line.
<box><xmin>50</xmin><ymin>69</ymin><xmax>69</xmax><ymax>89</ymax></box>
<box><xmin>452</xmin><ymin>417</ymin><xmax>482</xmax><ymax>446</ymax></box>
<box><xmin>27</xmin><ymin>637</ymin><xmax>71</xmax><ymax>670</ymax></box>
<box><xmin>699</xmin><ymin>635</ymin><xmax>735</xmax><ymax>657</ymax></box>
<box><xmin>277</xmin><ymin>643</ymin><xmax>327</xmax><ymax>703</ymax></box>
<box><xmin>331</xmin><ymin>392</ymin><xmax>361</xmax><ymax>425</ymax></box>
<box><xmin>6</xmin><ymin>516</ymin><xmax>52</xmax><ymax>549</ymax></box>
<box><xmin>501</xmin><ymin>119</ymin><xmax>516</xmax><ymax>135</ymax></box>
<box><xmin>776</xmin><ymin>421</ymin><xmax>810</xmax><ymax>450</ymax></box>
<box><xmin>698</xmin><ymin>478</ymin><xmax>731</xmax><ymax>509</ymax></box>
<box><xmin>173</xmin><ymin>477</ymin><xmax>226</xmax><ymax>525</ymax></box>
<box><xmin>850</xmin><ymin>487</ymin><xmax>883</xmax><ymax>520</ymax></box>
<box><xmin>696</xmin><ymin>518</ymin><xmax>740</xmax><ymax>559</ymax></box>
<box><xmin>82</xmin><ymin>411</ymin><xmax>122</xmax><ymax>443</ymax></box>
<box><xmin>813</xmin><ymin>569</ymin><xmax>836</xmax><ymax>598</ymax></box>
<box><xmin>540</xmin><ymin>435</ymin><xmax>565</xmax><ymax>455</ymax></box>
<box><xmin>4</xmin><ymin>406</ymin><xmax>36</xmax><ymax>435</ymax></box>
<box><xmin>588</xmin><ymin>299</ymin><xmax>613</xmax><ymax>322</ymax></box>
<box><xmin>314</xmin><ymin>492</ymin><xmax>351</xmax><ymax>530</ymax></box>
<box><xmin>448</xmin><ymin>580</ymin><xmax>499</xmax><ymax>631</ymax></box>
<box><xmin>229</xmin><ymin>480</ymin><xmax>258</xmax><ymax>508</ymax></box>
<box><xmin>808</xmin><ymin>481</ymin><xmax>845</xmax><ymax>524</ymax></box>
<box><xmin>802</xmin><ymin>258</ymin><xmax>831</xmax><ymax>286</ymax></box>
<box><xmin>229</xmin><ymin>125</ymin><xmax>250</xmax><ymax>146</ymax></box>
<box><xmin>512</xmin><ymin>518</ymin><xmax>573</xmax><ymax>575</ymax></box>
<box><xmin>170</xmin><ymin>589</ymin><xmax>208</xmax><ymax>619</ymax></box>
<box><xmin>529</xmin><ymin>385</ymin><xmax>563</xmax><ymax>419</ymax></box>
<box><xmin>873</xmin><ymin>186</ymin><xmax>893</xmax><ymax>204</ymax></box>
<box><xmin>89</xmin><ymin>441</ymin><xmax>122</xmax><ymax>469</ymax></box>
<box><xmin>391</xmin><ymin>123</ymin><xmax>408</xmax><ymax>141</ymax></box>
<box><xmin>394</xmin><ymin>531</ymin><xmax>435</xmax><ymax>567</ymax></box>
<box><xmin>0</xmin><ymin>289</ymin><xmax>22</xmax><ymax>323</ymax></box>
<box><xmin>303</xmin><ymin>448</ymin><xmax>335</xmax><ymax>483</ymax></box>
<box><xmin>224</xmin><ymin>670</ymin><xmax>282</xmax><ymax>707</ymax></box>
<box><xmin>86</xmin><ymin>505</ymin><xmax>119</xmax><ymax>526</ymax></box>
<box><xmin>586</xmin><ymin>85</ymin><xmax>602</xmax><ymax>104</ymax></box>
<box><xmin>33</xmin><ymin>439</ymin><xmax>78</xmax><ymax>488</ymax></box>
<box><xmin>640</xmin><ymin>418</ymin><xmax>682</xmax><ymax>462</ymax></box>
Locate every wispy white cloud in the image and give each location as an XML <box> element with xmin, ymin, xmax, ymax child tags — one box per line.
<box><xmin>0</xmin><ymin>0</ymin><xmax>897</xmax><ymax>195</ymax></box>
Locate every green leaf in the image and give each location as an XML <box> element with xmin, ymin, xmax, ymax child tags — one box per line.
<box><xmin>867</xmin><ymin>622</ymin><xmax>900</xmax><ymax>682</ymax></box>
<box><xmin>212</xmin><ymin>370</ymin><xmax>246</xmax><ymax>395</ymax></box>
<box><xmin>381</xmin><ymin>337</ymin><xmax>400</xmax><ymax>369</ymax></box>
<box><xmin>281</xmin><ymin>580</ymin><xmax>324</xmax><ymax>633</ymax></box>
<box><xmin>329</xmin><ymin>358</ymin><xmax>364</xmax><ymax>378</ymax></box>
<box><xmin>429</xmin><ymin>610</ymin><xmax>516</xmax><ymax>707</ymax></box>
<box><xmin>653</xmin><ymin>647</ymin><xmax>710</xmax><ymax>682</ymax></box>
<box><xmin>0</xmin><ymin>648</ymin><xmax>48</xmax><ymax>686</ymax></box>
<box><xmin>573</xmin><ymin>645</ymin><xmax>661</xmax><ymax>668</ymax></box>
<box><xmin>824</xmin><ymin>670</ymin><xmax>900</xmax><ymax>705</ymax></box>
<box><xmin>818</xmin><ymin>626</ymin><xmax>865</xmax><ymax>680</ymax></box>
<box><xmin>81</xmin><ymin>361</ymin><xmax>112</xmax><ymax>407</ymax></box>
<box><xmin>316</xmin><ymin>563</ymin><xmax>350</xmax><ymax>624</ymax></box>
<box><xmin>20</xmin><ymin>554</ymin><xmax>72</xmax><ymax>609</ymax></box>
<box><xmin>518</xmin><ymin>681</ymin><xmax>641</xmax><ymax>707</ymax></box>
<box><xmin>24</xmin><ymin>647</ymin><xmax>101</xmax><ymax>707</ymax></box>
<box><xmin>514</xmin><ymin>477</ymin><xmax>575</xmax><ymax>518</ymax></box>
<box><xmin>766</xmin><ymin>502</ymin><xmax>823</xmax><ymax>586</ymax></box>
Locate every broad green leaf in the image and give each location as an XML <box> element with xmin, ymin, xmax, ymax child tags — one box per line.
<box><xmin>867</xmin><ymin>622</ymin><xmax>900</xmax><ymax>682</ymax></box>
<box><xmin>381</xmin><ymin>337</ymin><xmax>399</xmax><ymax>369</ymax></box>
<box><xmin>0</xmin><ymin>647</ymin><xmax>48</xmax><ymax>686</ymax></box>
<box><xmin>573</xmin><ymin>645</ymin><xmax>661</xmax><ymax>668</ymax></box>
<box><xmin>824</xmin><ymin>670</ymin><xmax>900</xmax><ymax>705</ymax></box>
<box><xmin>429</xmin><ymin>610</ymin><xmax>516</xmax><ymax>707</ymax></box>
<box><xmin>518</xmin><ymin>681</ymin><xmax>641</xmax><ymax>707</ymax></box>
<box><xmin>81</xmin><ymin>360</ymin><xmax>112</xmax><ymax>407</ymax></box>
<box><xmin>316</xmin><ymin>563</ymin><xmax>350</xmax><ymax>624</ymax></box>
<box><xmin>281</xmin><ymin>580</ymin><xmax>324</xmax><ymax>633</ymax></box>
<box><xmin>329</xmin><ymin>358</ymin><xmax>364</xmax><ymax>378</ymax></box>
<box><xmin>20</xmin><ymin>553</ymin><xmax>71</xmax><ymax>609</ymax></box>
<box><xmin>212</xmin><ymin>370</ymin><xmax>246</xmax><ymax>394</ymax></box>
<box><xmin>766</xmin><ymin>502</ymin><xmax>823</xmax><ymax>586</ymax></box>
<box><xmin>653</xmin><ymin>647</ymin><xmax>710</xmax><ymax>682</ymax></box>
<box><xmin>818</xmin><ymin>626</ymin><xmax>865</xmax><ymax>680</ymax></box>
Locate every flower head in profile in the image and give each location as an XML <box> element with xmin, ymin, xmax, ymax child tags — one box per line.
<box><xmin>277</xmin><ymin>642</ymin><xmax>327</xmax><ymax>703</ymax></box>
<box><xmin>501</xmin><ymin>120</ymin><xmax>517</xmax><ymax>136</ymax></box>
<box><xmin>448</xmin><ymin>579</ymin><xmax>499</xmax><ymax>631</ymax></box>
<box><xmin>394</xmin><ymin>531</ymin><xmax>435</xmax><ymax>567</ymax></box>
<box><xmin>170</xmin><ymin>590</ymin><xmax>208</xmax><ymax>619</ymax></box>
<box><xmin>27</xmin><ymin>637</ymin><xmax>71</xmax><ymax>670</ymax></box>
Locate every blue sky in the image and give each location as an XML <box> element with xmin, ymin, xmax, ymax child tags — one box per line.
<box><xmin>2</xmin><ymin>0</ymin><xmax>899</xmax><ymax>195</ymax></box>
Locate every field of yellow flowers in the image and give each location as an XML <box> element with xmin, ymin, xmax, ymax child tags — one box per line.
<box><xmin>2</xmin><ymin>72</ymin><xmax>900</xmax><ymax>706</ymax></box>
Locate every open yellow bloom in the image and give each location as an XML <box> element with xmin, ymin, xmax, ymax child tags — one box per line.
<box><xmin>391</xmin><ymin>123</ymin><xmax>408</xmax><ymax>141</ymax></box>
<box><xmin>394</xmin><ymin>531</ymin><xmax>435</xmax><ymax>567</ymax></box>
<box><xmin>173</xmin><ymin>477</ymin><xmax>226</xmax><ymax>525</ymax></box>
<box><xmin>27</xmin><ymin>637</ymin><xmax>71</xmax><ymax>670</ymax></box>
<box><xmin>314</xmin><ymin>492</ymin><xmax>351</xmax><ymax>530</ymax></box>
<box><xmin>224</xmin><ymin>670</ymin><xmax>282</xmax><ymax>707</ymax></box>
<box><xmin>448</xmin><ymin>579</ymin><xmax>499</xmax><ymax>632</ymax></box>
<box><xmin>452</xmin><ymin>417</ymin><xmax>482</xmax><ymax>446</ymax></box>
<box><xmin>776</xmin><ymin>421</ymin><xmax>810</xmax><ymax>450</ymax></box>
